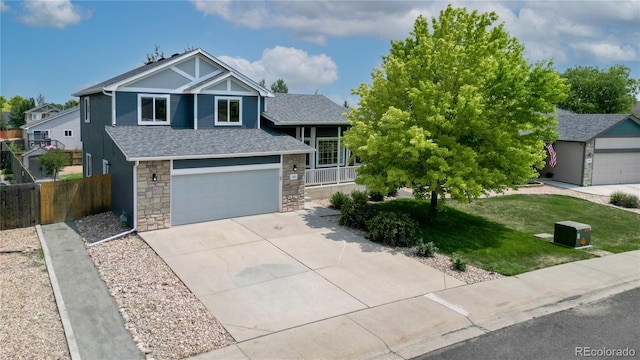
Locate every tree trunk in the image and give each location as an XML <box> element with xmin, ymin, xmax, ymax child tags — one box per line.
<box><xmin>430</xmin><ymin>191</ymin><xmax>438</xmax><ymax>223</ymax></box>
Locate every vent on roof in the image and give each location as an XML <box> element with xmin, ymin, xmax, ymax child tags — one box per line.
<box><xmin>171</xmin><ymin>53</ymin><xmax>180</xmax><ymax>58</ymax></box>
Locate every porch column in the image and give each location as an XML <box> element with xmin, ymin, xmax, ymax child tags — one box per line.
<box><xmin>337</xmin><ymin>127</ymin><xmax>341</xmax><ymax>184</ymax></box>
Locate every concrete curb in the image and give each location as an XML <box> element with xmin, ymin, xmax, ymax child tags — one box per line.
<box><xmin>36</xmin><ymin>225</ymin><xmax>82</xmax><ymax>360</ymax></box>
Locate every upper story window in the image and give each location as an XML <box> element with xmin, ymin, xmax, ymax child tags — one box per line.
<box><xmin>84</xmin><ymin>97</ymin><xmax>90</xmax><ymax>123</ymax></box>
<box><xmin>215</xmin><ymin>97</ymin><xmax>242</xmax><ymax>126</ymax></box>
<box><xmin>138</xmin><ymin>94</ymin><xmax>170</xmax><ymax>125</ymax></box>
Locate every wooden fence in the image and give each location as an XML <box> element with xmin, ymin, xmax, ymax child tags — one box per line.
<box><xmin>0</xmin><ymin>183</ymin><xmax>39</xmax><ymax>230</ymax></box>
<box><xmin>40</xmin><ymin>175</ymin><xmax>111</xmax><ymax>225</ymax></box>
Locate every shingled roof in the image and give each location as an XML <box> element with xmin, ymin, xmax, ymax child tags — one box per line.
<box><xmin>262</xmin><ymin>93</ymin><xmax>349</xmax><ymax>126</ymax></box>
<box><xmin>106</xmin><ymin>126</ymin><xmax>313</xmax><ymax>161</ymax></box>
<box><xmin>556</xmin><ymin>113</ymin><xmax>633</xmax><ymax>142</ymax></box>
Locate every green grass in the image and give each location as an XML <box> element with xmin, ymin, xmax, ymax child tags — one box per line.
<box><xmin>58</xmin><ymin>172</ymin><xmax>83</xmax><ymax>180</ymax></box>
<box><xmin>375</xmin><ymin>195</ymin><xmax>640</xmax><ymax>276</ymax></box>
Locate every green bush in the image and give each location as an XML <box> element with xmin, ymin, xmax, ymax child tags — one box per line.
<box><xmin>451</xmin><ymin>253</ymin><xmax>467</xmax><ymax>272</ymax></box>
<box><xmin>329</xmin><ymin>191</ymin><xmax>349</xmax><ymax>210</ymax></box>
<box><xmin>366</xmin><ymin>211</ymin><xmax>421</xmax><ymax>247</ymax></box>
<box><xmin>416</xmin><ymin>240</ymin><xmax>438</xmax><ymax>257</ymax></box>
<box><xmin>339</xmin><ymin>190</ymin><xmax>374</xmax><ymax>230</ymax></box>
<box><xmin>368</xmin><ymin>190</ymin><xmax>385</xmax><ymax>201</ymax></box>
<box><xmin>610</xmin><ymin>191</ymin><xmax>639</xmax><ymax>209</ymax></box>
<box><xmin>386</xmin><ymin>188</ymin><xmax>399</xmax><ymax>197</ymax></box>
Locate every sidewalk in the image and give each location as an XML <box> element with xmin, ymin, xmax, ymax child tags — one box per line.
<box><xmin>37</xmin><ymin>222</ymin><xmax>142</xmax><ymax>360</ymax></box>
<box><xmin>192</xmin><ymin>250</ymin><xmax>639</xmax><ymax>360</ymax></box>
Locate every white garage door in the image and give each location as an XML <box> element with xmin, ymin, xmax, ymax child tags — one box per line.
<box><xmin>171</xmin><ymin>164</ymin><xmax>280</xmax><ymax>226</ymax></box>
<box><xmin>592</xmin><ymin>153</ymin><xmax>640</xmax><ymax>185</ymax></box>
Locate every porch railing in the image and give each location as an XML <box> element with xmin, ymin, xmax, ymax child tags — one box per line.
<box><xmin>305</xmin><ymin>165</ymin><xmax>360</xmax><ymax>186</ymax></box>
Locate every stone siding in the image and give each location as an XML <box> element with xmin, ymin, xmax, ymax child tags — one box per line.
<box><xmin>281</xmin><ymin>154</ymin><xmax>306</xmax><ymax>212</ymax></box>
<box><xmin>137</xmin><ymin>160</ymin><xmax>170</xmax><ymax>232</ymax></box>
<box><xmin>582</xmin><ymin>139</ymin><xmax>595</xmax><ymax>186</ymax></box>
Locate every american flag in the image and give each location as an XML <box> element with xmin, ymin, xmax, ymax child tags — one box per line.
<box><xmin>546</xmin><ymin>143</ymin><xmax>557</xmax><ymax>168</ymax></box>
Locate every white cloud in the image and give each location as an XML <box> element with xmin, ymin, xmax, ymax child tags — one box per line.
<box><xmin>20</xmin><ymin>0</ymin><xmax>90</xmax><ymax>28</ymax></box>
<box><xmin>0</xmin><ymin>0</ymin><xmax>9</xmax><ymax>13</ymax></box>
<box><xmin>219</xmin><ymin>46</ymin><xmax>339</xmax><ymax>91</ymax></box>
<box><xmin>191</xmin><ymin>1</ymin><xmax>640</xmax><ymax>67</ymax></box>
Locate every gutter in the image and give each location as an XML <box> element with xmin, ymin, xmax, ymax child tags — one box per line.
<box><xmin>88</xmin><ymin>228</ymin><xmax>136</xmax><ymax>247</ymax></box>
<box><xmin>102</xmin><ymin>89</ymin><xmax>115</xmax><ymax>126</ymax></box>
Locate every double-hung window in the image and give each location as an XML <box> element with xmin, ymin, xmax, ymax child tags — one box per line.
<box><xmin>138</xmin><ymin>94</ymin><xmax>170</xmax><ymax>125</ymax></box>
<box><xmin>316</xmin><ymin>138</ymin><xmax>345</xmax><ymax>167</ymax></box>
<box><xmin>215</xmin><ymin>97</ymin><xmax>242</xmax><ymax>125</ymax></box>
<box><xmin>84</xmin><ymin>97</ymin><xmax>90</xmax><ymax>123</ymax></box>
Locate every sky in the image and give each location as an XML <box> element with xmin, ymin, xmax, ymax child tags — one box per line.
<box><xmin>1</xmin><ymin>0</ymin><xmax>639</xmax><ymax>107</ymax></box>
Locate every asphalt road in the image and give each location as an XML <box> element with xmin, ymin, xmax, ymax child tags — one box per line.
<box><xmin>415</xmin><ymin>287</ymin><xmax>640</xmax><ymax>360</ymax></box>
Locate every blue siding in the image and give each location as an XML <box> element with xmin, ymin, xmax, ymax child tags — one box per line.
<box><xmin>107</xmin><ymin>139</ymin><xmax>134</xmax><ymax>227</ymax></box>
<box><xmin>173</xmin><ymin>155</ymin><xmax>280</xmax><ymax>169</ymax></box>
<box><xmin>602</xmin><ymin>118</ymin><xmax>640</xmax><ymax>137</ymax></box>
<box><xmin>197</xmin><ymin>94</ymin><xmax>259</xmax><ymax>129</ymax></box>
<box><xmin>82</xmin><ymin>93</ymin><xmax>112</xmax><ymax>179</ymax></box>
<box><xmin>115</xmin><ymin>92</ymin><xmax>137</xmax><ymax>126</ymax></box>
<box><xmin>116</xmin><ymin>92</ymin><xmax>193</xmax><ymax>128</ymax></box>
<box><xmin>197</xmin><ymin>94</ymin><xmax>215</xmax><ymax>129</ymax></box>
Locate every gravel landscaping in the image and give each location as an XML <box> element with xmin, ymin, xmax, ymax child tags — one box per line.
<box><xmin>0</xmin><ymin>227</ymin><xmax>70</xmax><ymax>360</ymax></box>
<box><xmin>78</xmin><ymin>212</ymin><xmax>234</xmax><ymax>359</ymax></box>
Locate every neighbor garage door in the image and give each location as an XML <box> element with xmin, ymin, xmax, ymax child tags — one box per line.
<box><xmin>171</xmin><ymin>164</ymin><xmax>280</xmax><ymax>226</ymax></box>
<box><xmin>592</xmin><ymin>153</ymin><xmax>640</xmax><ymax>185</ymax></box>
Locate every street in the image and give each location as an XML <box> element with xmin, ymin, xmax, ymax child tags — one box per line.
<box><xmin>416</xmin><ymin>287</ymin><xmax>640</xmax><ymax>360</ymax></box>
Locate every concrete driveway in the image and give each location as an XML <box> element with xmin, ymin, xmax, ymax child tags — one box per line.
<box><xmin>140</xmin><ymin>210</ymin><xmax>464</xmax><ymax>342</ymax></box>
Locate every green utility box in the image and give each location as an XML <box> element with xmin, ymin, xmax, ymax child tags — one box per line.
<box><xmin>554</xmin><ymin>221</ymin><xmax>591</xmax><ymax>248</ymax></box>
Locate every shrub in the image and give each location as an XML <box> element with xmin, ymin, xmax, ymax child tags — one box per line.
<box><xmin>329</xmin><ymin>191</ymin><xmax>349</xmax><ymax>210</ymax></box>
<box><xmin>366</xmin><ymin>211</ymin><xmax>421</xmax><ymax>247</ymax></box>
<box><xmin>416</xmin><ymin>240</ymin><xmax>438</xmax><ymax>257</ymax></box>
<box><xmin>368</xmin><ymin>190</ymin><xmax>385</xmax><ymax>201</ymax></box>
<box><xmin>386</xmin><ymin>188</ymin><xmax>399</xmax><ymax>197</ymax></box>
<box><xmin>451</xmin><ymin>253</ymin><xmax>467</xmax><ymax>272</ymax></box>
<box><xmin>610</xmin><ymin>191</ymin><xmax>639</xmax><ymax>209</ymax></box>
<box><xmin>339</xmin><ymin>190</ymin><xmax>374</xmax><ymax>230</ymax></box>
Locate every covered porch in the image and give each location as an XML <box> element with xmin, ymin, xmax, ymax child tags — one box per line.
<box><xmin>305</xmin><ymin>165</ymin><xmax>360</xmax><ymax>186</ymax></box>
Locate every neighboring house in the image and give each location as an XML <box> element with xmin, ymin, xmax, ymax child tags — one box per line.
<box><xmin>21</xmin><ymin>106</ymin><xmax>81</xmax><ymax>150</ymax></box>
<box><xmin>73</xmin><ymin>48</ymin><xmax>314</xmax><ymax>231</ymax></box>
<box><xmin>261</xmin><ymin>93</ymin><xmax>357</xmax><ymax>186</ymax></box>
<box><xmin>24</xmin><ymin>103</ymin><xmax>62</xmax><ymax>123</ymax></box>
<box><xmin>542</xmin><ymin>109</ymin><xmax>640</xmax><ymax>185</ymax></box>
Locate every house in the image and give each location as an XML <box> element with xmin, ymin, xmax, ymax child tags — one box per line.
<box><xmin>73</xmin><ymin>48</ymin><xmax>317</xmax><ymax>231</ymax></box>
<box><xmin>24</xmin><ymin>103</ymin><xmax>62</xmax><ymax>123</ymax></box>
<box><xmin>542</xmin><ymin>109</ymin><xmax>640</xmax><ymax>185</ymax></box>
<box><xmin>261</xmin><ymin>93</ymin><xmax>361</xmax><ymax>195</ymax></box>
<box><xmin>21</xmin><ymin>106</ymin><xmax>81</xmax><ymax>150</ymax></box>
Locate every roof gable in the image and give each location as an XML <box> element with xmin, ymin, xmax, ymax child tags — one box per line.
<box><xmin>21</xmin><ymin>106</ymin><xmax>80</xmax><ymax>129</ymax></box>
<box><xmin>72</xmin><ymin>48</ymin><xmax>272</xmax><ymax>97</ymax></box>
<box><xmin>601</xmin><ymin>117</ymin><xmax>640</xmax><ymax>137</ymax></box>
<box><xmin>262</xmin><ymin>93</ymin><xmax>349</xmax><ymax>126</ymax></box>
<box><xmin>556</xmin><ymin>113</ymin><xmax>635</xmax><ymax>142</ymax></box>
<box><xmin>25</xmin><ymin>103</ymin><xmax>61</xmax><ymax>114</ymax></box>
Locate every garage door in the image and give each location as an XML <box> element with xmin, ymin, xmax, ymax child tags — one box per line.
<box><xmin>592</xmin><ymin>153</ymin><xmax>640</xmax><ymax>185</ymax></box>
<box><xmin>171</xmin><ymin>164</ymin><xmax>280</xmax><ymax>226</ymax></box>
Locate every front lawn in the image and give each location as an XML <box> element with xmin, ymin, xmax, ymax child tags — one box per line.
<box><xmin>375</xmin><ymin>195</ymin><xmax>640</xmax><ymax>275</ymax></box>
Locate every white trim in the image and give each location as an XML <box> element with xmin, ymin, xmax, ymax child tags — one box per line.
<box><xmin>177</xmin><ymin>70</ymin><xmax>224</xmax><ymax>93</ymax></box>
<box><xmin>171</xmin><ymin>163</ymin><xmax>281</xmax><ymax>176</ymax></box>
<box><xmin>316</xmin><ymin>137</ymin><xmax>342</xmax><ymax>168</ymax></box>
<box><xmin>137</xmin><ymin>93</ymin><xmax>171</xmax><ymax>125</ymax></box>
<box><xmin>126</xmin><ymin>149</ymin><xmax>314</xmax><ymax>162</ymax></box>
<box><xmin>121</xmin><ymin>86</ymin><xmax>182</xmax><ymax>94</ymax></box>
<box><xmin>279</xmin><ymin>154</ymin><xmax>283</xmax><ymax>212</ymax></box>
<box><xmin>257</xmin><ymin>96</ymin><xmax>261</xmax><ymax>129</ymax></box>
<box><xmin>170</xmin><ymin>66</ymin><xmax>195</xmax><ymax>81</ymax></box>
<box><xmin>102</xmin><ymin>159</ymin><xmax>109</xmax><ymax>174</ymax></box>
<box><xmin>83</xmin><ymin>97</ymin><xmax>90</xmax><ymax>123</ymax></box>
<box><xmin>85</xmin><ymin>153</ymin><xmax>92</xmax><ymax>177</ymax></box>
<box><xmin>133</xmin><ymin>161</ymin><xmax>139</xmax><ymax>229</ymax></box>
<box><xmin>214</xmin><ymin>96</ymin><xmax>242</xmax><ymax>126</ymax></box>
<box><xmin>193</xmin><ymin>95</ymin><xmax>198</xmax><ymax>129</ymax></box>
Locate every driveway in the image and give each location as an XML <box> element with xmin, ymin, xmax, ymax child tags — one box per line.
<box><xmin>574</xmin><ymin>183</ymin><xmax>640</xmax><ymax>198</ymax></box>
<box><xmin>140</xmin><ymin>211</ymin><xmax>464</xmax><ymax>342</ymax></box>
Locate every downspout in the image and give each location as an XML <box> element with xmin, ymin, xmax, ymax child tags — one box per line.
<box><xmin>101</xmin><ymin>89</ymin><xmax>115</xmax><ymax>126</ymax></box>
<box><xmin>89</xmin><ymin>160</ymin><xmax>138</xmax><ymax>246</ymax></box>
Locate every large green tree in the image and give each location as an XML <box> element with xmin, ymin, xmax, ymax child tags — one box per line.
<box><xmin>8</xmin><ymin>96</ymin><xmax>35</xmax><ymax>128</ymax></box>
<box><xmin>342</xmin><ymin>6</ymin><xmax>568</xmax><ymax>222</ymax></box>
<box><xmin>559</xmin><ymin>65</ymin><xmax>639</xmax><ymax>114</ymax></box>
<box><xmin>38</xmin><ymin>148</ymin><xmax>68</xmax><ymax>181</ymax></box>
<box><xmin>270</xmin><ymin>78</ymin><xmax>288</xmax><ymax>93</ymax></box>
